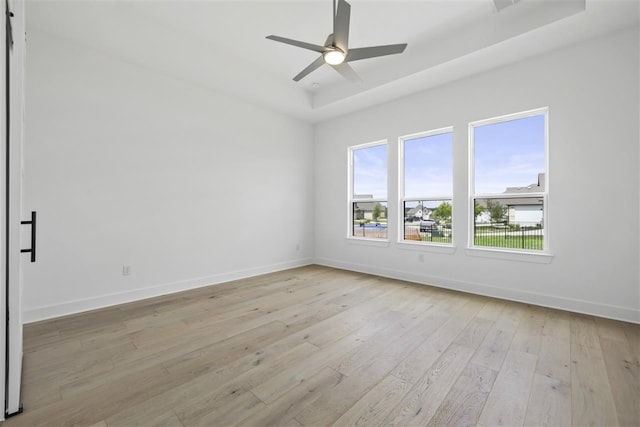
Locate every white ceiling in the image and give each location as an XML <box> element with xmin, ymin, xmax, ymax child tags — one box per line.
<box><xmin>26</xmin><ymin>0</ymin><xmax>639</xmax><ymax>123</ymax></box>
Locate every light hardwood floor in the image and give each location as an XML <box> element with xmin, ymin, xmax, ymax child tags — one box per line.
<box><xmin>4</xmin><ymin>265</ymin><xmax>639</xmax><ymax>426</ymax></box>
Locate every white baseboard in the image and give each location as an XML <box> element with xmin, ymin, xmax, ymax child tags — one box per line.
<box><xmin>314</xmin><ymin>257</ymin><xmax>640</xmax><ymax>324</ymax></box>
<box><xmin>23</xmin><ymin>258</ymin><xmax>314</xmax><ymax>324</ymax></box>
<box><xmin>23</xmin><ymin>256</ymin><xmax>639</xmax><ymax>324</ymax></box>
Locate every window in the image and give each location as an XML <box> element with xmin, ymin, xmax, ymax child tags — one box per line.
<box><xmin>470</xmin><ymin>108</ymin><xmax>548</xmax><ymax>252</ymax></box>
<box><xmin>349</xmin><ymin>141</ymin><xmax>388</xmax><ymax>240</ymax></box>
<box><xmin>400</xmin><ymin>129</ymin><xmax>453</xmax><ymax>244</ymax></box>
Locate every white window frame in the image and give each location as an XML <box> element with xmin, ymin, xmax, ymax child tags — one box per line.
<box><xmin>468</xmin><ymin>107</ymin><xmax>550</xmax><ymax>257</ymax></box>
<box><xmin>347</xmin><ymin>140</ymin><xmax>388</xmax><ymax>242</ymax></box>
<box><xmin>398</xmin><ymin>127</ymin><xmax>454</xmax><ymax>247</ymax></box>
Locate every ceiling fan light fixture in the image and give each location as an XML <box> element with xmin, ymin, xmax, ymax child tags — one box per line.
<box><xmin>323</xmin><ymin>49</ymin><xmax>346</xmax><ymax>65</ymax></box>
<box><xmin>266</xmin><ymin>0</ymin><xmax>407</xmax><ymax>81</ymax></box>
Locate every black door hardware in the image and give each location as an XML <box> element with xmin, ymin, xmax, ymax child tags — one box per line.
<box><xmin>20</xmin><ymin>211</ymin><xmax>36</xmax><ymax>262</ymax></box>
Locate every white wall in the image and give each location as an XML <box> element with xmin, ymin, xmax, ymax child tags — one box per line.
<box><xmin>314</xmin><ymin>26</ymin><xmax>640</xmax><ymax>323</ymax></box>
<box><xmin>22</xmin><ymin>25</ymin><xmax>640</xmax><ymax>324</ymax></box>
<box><xmin>22</xmin><ymin>30</ymin><xmax>315</xmax><ymax>322</ymax></box>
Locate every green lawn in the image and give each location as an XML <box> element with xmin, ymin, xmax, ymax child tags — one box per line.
<box><xmin>404</xmin><ymin>224</ymin><xmax>543</xmax><ymax>250</ymax></box>
<box><xmin>474</xmin><ymin>234</ymin><xmax>543</xmax><ymax>250</ymax></box>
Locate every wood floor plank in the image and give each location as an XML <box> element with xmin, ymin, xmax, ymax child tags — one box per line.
<box><xmin>25</xmin><ymin>344</ymin><xmax>123</xmax><ymax>397</ymax></box>
<box><xmin>390</xmin><ymin>297</ymin><xmax>486</xmax><ymax>384</ymax></box>
<box><xmin>171</xmin><ymin>367</ymin><xmax>277</xmax><ymax>425</ymax></box>
<box><xmin>536</xmin><ymin>314</ymin><xmax>571</xmax><ymax>383</ymax></box>
<box><xmin>475</xmin><ymin>299</ymin><xmax>506</xmax><ymax>321</ymax></box>
<box><xmin>216</xmin><ymin>342</ymin><xmax>320</xmax><ymax>394</ymax></box>
<box><xmin>570</xmin><ymin>313</ymin><xmax>601</xmax><ymax>349</ymax></box>
<box><xmin>239</xmin><ymin>367</ymin><xmax>344</xmax><ymax>427</ymax></box>
<box><xmin>510</xmin><ymin>305</ymin><xmax>546</xmax><ymax>355</ymax></box>
<box><xmin>494</xmin><ymin>302</ymin><xmax>524</xmax><ymax>332</ymax></box>
<box><xmin>22</xmin><ymin>338</ymin><xmax>83</xmax><ymax>373</ymax></box>
<box><xmin>426</xmin><ymin>362</ymin><xmax>498</xmax><ymax>427</ymax></box>
<box><xmin>541</xmin><ymin>308</ymin><xmax>572</xmax><ymax>340</ymax></box>
<box><xmin>220</xmin><ymin>281</ymin><xmax>371</xmax><ymax>338</ymax></box>
<box><xmin>107</xmin><ymin>405</ymin><xmax>183</xmax><ymax>427</ymax></box>
<box><xmin>622</xmin><ymin>322</ymin><xmax>640</xmax><ymax>359</ymax></box>
<box><xmin>595</xmin><ymin>310</ymin><xmax>640</xmax><ymax>424</ymax></box>
<box><xmin>303</xmin><ymin>285</ymin><xmax>414</xmax><ymax>348</ymax></box>
<box><xmin>161</xmin><ymin>320</ymin><xmax>294</xmax><ymax>376</ymax></box>
<box><xmin>280</xmin><ymin>418</ymin><xmax>304</xmax><ymax>427</ymax></box>
<box><xmin>18</xmin><ymin>380</ymin><xmax>61</xmax><ymax>412</ymax></box>
<box><xmin>477</xmin><ymin>350</ymin><xmax>538</xmax><ymax>427</ymax></box>
<box><xmin>571</xmin><ymin>342</ymin><xmax>619</xmax><ymax>426</ymax></box>
<box><xmin>251</xmin><ymin>309</ymin><xmax>405</xmax><ymax>404</ymax></box>
<box><xmin>150</xmin><ymin>414</ymin><xmax>185</xmax><ymax>427</ymax></box>
<box><xmin>64</xmin><ymin>325</ymin><xmax>222</xmax><ymax>398</ymax></box>
<box><xmin>6</xmin><ymin>266</ymin><xmax>638</xmax><ymax>427</ymax></box>
<box><xmin>329</xmin><ymin>374</ymin><xmax>411</xmax><ymax>427</ymax></box>
<box><xmin>296</xmin><ymin>307</ymin><xmax>471</xmax><ymax>427</ymax></box>
<box><xmin>380</xmin><ymin>343</ymin><xmax>476</xmax><ymax>426</ymax></box>
<box><xmin>22</xmin><ymin>329</ymin><xmax>61</xmax><ymax>353</ymax></box>
<box><xmin>595</xmin><ymin>317</ymin><xmax>632</xmax><ymax>342</ymax></box>
<box><xmin>452</xmin><ymin>317</ymin><xmax>495</xmax><ymax>349</ymax></box>
<box><xmin>599</xmin><ymin>336</ymin><xmax>640</xmax><ymax>426</ymax></box>
<box><xmin>332</xmin><ymin>296</ymin><xmax>435</xmax><ymax>376</ymax></box>
<box><xmin>523</xmin><ymin>309</ymin><xmax>572</xmax><ymax>427</ymax></box>
<box><xmin>524</xmin><ymin>373</ymin><xmax>572</xmax><ymax>427</ymax></box>
<box><xmin>472</xmin><ymin>323</ymin><xmax>518</xmax><ymax>371</ymax></box>
<box><xmin>108</xmin><ymin>341</ymin><xmax>317</xmax><ymax>427</ymax></box>
<box><xmin>185</xmin><ymin>390</ymin><xmax>265</xmax><ymax>426</ymax></box>
<box><xmin>9</xmin><ymin>365</ymin><xmax>176</xmax><ymax>426</ymax></box>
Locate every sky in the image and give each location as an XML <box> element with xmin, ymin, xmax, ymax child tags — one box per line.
<box><xmin>404</xmin><ymin>132</ymin><xmax>453</xmax><ymax>198</ymax></box>
<box><xmin>474</xmin><ymin>114</ymin><xmax>545</xmax><ymax>194</ymax></box>
<box><xmin>352</xmin><ymin>114</ymin><xmax>545</xmax><ymax>199</ymax></box>
<box><xmin>353</xmin><ymin>143</ymin><xmax>388</xmax><ymax>199</ymax></box>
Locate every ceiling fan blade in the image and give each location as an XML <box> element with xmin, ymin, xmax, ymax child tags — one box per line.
<box><xmin>346</xmin><ymin>44</ymin><xmax>407</xmax><ymax>62</ymax></box>
<box><xmin>325</xmin><ymin>33</ymin><xmax>334</xmax><ymax>47</ymax></box>
<box><xmin>266</xmin><ymin>35</ymin><xmax>326</xmax><ymax>53</ymax></box>
<box><xmin>333</xmin><ymin>0</ymin><xmax>350</xmax><ymax>52</ymax></box>
<box><xmin>293</xmin><ymin>56</ymin><xmax>326</xmax><ymax>81</ymax></box>
<box><xmin>331</xmin><ymin>63</ymin><xmax>361</xmax><ymax>83</ymax></box>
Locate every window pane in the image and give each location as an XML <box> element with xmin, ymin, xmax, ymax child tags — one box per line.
<box><xmin>404</xmin><ymin>132</ymin><xmax>453</xmax><ymax>198</ymax></box>
<box><xmin>353</xmin><ymin>144</ymin><xmax>387</xmax><ymax>199</ymax></box>
<box><xmin>403</xmin><ymin>200</ymin><xmax>452</xmax><ymax>243</ymax></box>
<box><xmin>474</xmin><ymin>197</ymin><xmax>544</xmax><ymax>250</ymax></box>
<box><xmin>352</xmin><ymin>201</ymin><xmax>388</xmax><ymax>239</ymax></box>
<box><xmin>474</xmin><ymin>115</ymin><xmax>545</xmax><ymax>195</ymax></box>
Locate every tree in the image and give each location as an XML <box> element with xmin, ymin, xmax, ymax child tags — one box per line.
<box><xmin>474</xmin><ymin>200</ymin><xmax>484</xmax><ymax>219</ymax></box>
<box><xmin>353</xmin><ymin>203</ymin><xmax>364</xmax><ymax>220</ymax></box>
<box><xmin>372</xmin><ymin>203</ymin><xmax>382</xmax><ymax>221</ymax></box>
<box><xmin>486</xmin><ymin>200</ymin><xmax>506</xmax><ymax>224</ymax></box>
<box><xmin>432</xmin><ymin>202</ymin><xmax>452</xmax><ymax>223</ymax></box>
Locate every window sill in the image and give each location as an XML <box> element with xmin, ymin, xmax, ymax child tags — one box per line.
<box><xmin>345</xmin><ymin>237</ymin><xmax>390</xmax><ymax>247</ymax></box>
<box><xmin>465</xmin><ymin>247</ymin><xmax>553</xmax><ymax>264</ymax></box>
<box><xmin>397</xmin><ymin>241</ymin><xmax>456</xmax><ymax>255</ymax></box>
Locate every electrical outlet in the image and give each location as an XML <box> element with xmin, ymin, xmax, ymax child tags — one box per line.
<box><xmin>418</xmin><ymin>254</ymin><xmax>424</xmax><ymax>263</ymax></box>
<box><xmin>296</xmin><ymin>243</ymin><xmax>300</xmax><ymax>252</ymax></box>
<box><xmin>122</xmin><ymin>265</ymin><xmax>131</xmax><ymax>276</ymax></box>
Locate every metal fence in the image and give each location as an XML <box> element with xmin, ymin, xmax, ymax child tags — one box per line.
<box><xmin>402</xmin><ymin>223</ymin><xmax>543</xmax><ymax>249</ymax></box>
<box><xmin>353</xmin><ymin>222</ymin><xmax>388</xmax><ymax>239</ymax></box>
<box><xmin>474</xmin><ymin>224</ymin><xmax>544</xmax><ymax>250</ymax></box>
<box><xmin>360</xmin><ymin>221</ymin><xmax>543</xmax><ymax>249</ymax></box>
<box><xmin>403</xmin><ymin>225</ymin><xmax>452</xmax><ymax>244</ymax></box>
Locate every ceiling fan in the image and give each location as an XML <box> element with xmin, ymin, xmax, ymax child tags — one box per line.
<box><xmin>266</xmin><ymin>0</ymin><xmax>408</xmax><ymax>82</ymax></box>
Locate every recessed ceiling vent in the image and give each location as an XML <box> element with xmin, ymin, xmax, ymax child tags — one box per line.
<box><xmin>493</xmin><ymin>0</ymin><xmax>522</xmax><ymax>12</ymax></box>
